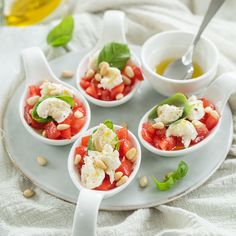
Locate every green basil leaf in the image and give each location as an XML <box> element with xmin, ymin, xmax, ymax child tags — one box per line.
<box><xmin>153</xmin><ymin>176</ymin><xmax>175</xmax><ymax>191</ymax></box>
<box><xmin>172</xmin><ymin>161</ymin><xmax>188</xmax><ymax>180</ymax></box>
<box><xmin>55</xmin><ymin>95</ymin><xmax>75</xmax><ymax>108</ymax></box>
<box><xmin>98</xmin><ymin>42</ymin><xmax>131</xmax><ymax>70</ymax></box>
<box><xmin>104</xmin><ymin>119</ymin><xmax>114</xmax><ymax>130</ymax></box>
<box><xmin>87</xmin><ymin>138</ymin><xmax>94</xmax><ymax>151</ymax></box>
<box><xmin>47</xmin><ymin>16</ymin><xmax>74</xmax><ymax>47</ymax></box>
<box><xmin>148</xmin><ymin>93</ymin><xmax>193</xmax><ymax>121</ymax></box>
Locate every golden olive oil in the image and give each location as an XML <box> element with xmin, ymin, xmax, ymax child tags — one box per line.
<box><xmin>5</xmin><ymin>0</ymin><xmax>61</xmax><ymax>26</ymax></box>
<box><xmin>156</xmin><ymin>58</ymin><xmax>204</xmax><ymax>79</ymax></box>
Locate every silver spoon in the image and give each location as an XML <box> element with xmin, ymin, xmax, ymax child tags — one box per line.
<box><xmin>164</xmin><ymin>0</ymin><xmax>225</xmax><ymax>80</ymax></box>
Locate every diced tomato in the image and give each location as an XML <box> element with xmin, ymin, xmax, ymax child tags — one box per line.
<box><xmin>81</xmin><ymin>135</ymin><xmax>91</xmax><ymax>147</ymax></box>
<box><xmin>101</xmin><ymin>89</ymin><xmax>111</xmax><ymax>101</ymax></box>
<box><xmin>28</xmin><ymin>85</ymin><xmax>41</xmax><ymax>97</ymax></box>
<box><xmin>90</xmin><ymin>78</ymin><xmax>100</xmax><ymax>87</ymax></box>
<box><xmin>155</xmin><ymin>128</ymin><xmax>167</xmax><ymax>138</ymax></box>
<box><xmin>86</xmin><ymin>85</ymin><xmax>99</xmax><ymax>99</ymax></box>
<box><xmin>60</xmin><ymin>113</ymin><xmax>73</xmax><ymax>125</ymax></box>
<box><xmin>132</xmin><ymin>66</ymin><xmax>144</xmax><ymax>81</ymax></box>
<box><xmin>75</xmin><ymin>146</ymin><xmax>87</xmax><ymax>157</ymax></box>
<box><xmin>143</xmin><ymin>122</ymin><xmax>156</xmax><ymax>136</ymax></box>
<box><xmin>119</xmin><ymin>139</ymin><xmax>132</xmax><ymax>157</ymax></box>
<box><xmin>123</xmin><ymin>85</ymin><xmax>132</xmax><ymax>95</ymax></box>
<box><xmin>60</xmin><ymin>128</ymin><xmax>72</xmax><ymax>139</ymax></box>
<box><xmin>205</xmin><ymin>114</ymin><xmax>219</xmax><ymax>130</ymax></box>
<box><xmin>116</xmin><ymin>127</ymin><xmax>129</xmax><ymax>141</ymax></box>
<box><xmin>94</xmin><ymin>175</ymin><xmax>116</xmax><ymax>191</ymax></box>
<box><xmin>24</xmin><ymin>105</ymin><xmax>45</xmax><ymax>129</ymax></box>
<box><xmin>116</xmin><ymin>156</ymin><xmax>133</xmax><ymax>177</ymax></box>
<box><xmin>141</xmin><ymin>128</ymin><xmax>153</xmax><ymax>144</ymax></box>
<box><xmin>73</xmin><ymin>96</ymin><xmax>83</xmax><ymax>110</ymax></box>
<box><xmin>174</xmin><ymin>137</ymin><xmax>184</xmax><ymax>150</ymax></box>
<box><xmin>157</xmin><ymin>136</ymin><xmax>176</xmax><ymax>151</ymax></box>
<box><xmin>110</xmin><ymin>83</ymin><xmax>125</xmax><ymax>99</ymax></box>
<box><xmin>200</xmin><ymin>98</ymin><xmax>214</xmax><ymax>109</ymax></box>
<box><xmin>196</xmin><ymin>124</ymin><xmax>209</xmax><ymax>137</ymax></box>
<box><xmin>71</xmin><ymin>117</ymin><xmax>86</xmax><ymax>136</ymax></box>
<box><xmin>44</xmin><ymin>122</ymin><xmax>61</xmax><ymax>139</ymax></box>
<box><xmin>80</xmin><ymin>78</ymin><xmax>90</xmax><ymax>90</ymax></box>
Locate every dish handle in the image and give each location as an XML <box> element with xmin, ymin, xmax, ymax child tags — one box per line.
<box><xmin>96</xmin><ymin>10</ymin><xmax>127</xmax><ymax>48</ymax></box>
<box><xmin>72</xmin><ymin>189</ymin><xmax>104</xmax><ymax>236</ymax></box>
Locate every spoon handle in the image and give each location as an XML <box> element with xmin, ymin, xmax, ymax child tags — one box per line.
<box><xmin>183</xmin><ymin>0</ymin><xmax>225</xmax><ymax>64</ymax></box>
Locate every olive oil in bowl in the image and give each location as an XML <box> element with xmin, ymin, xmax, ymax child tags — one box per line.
<box><xmin>156</xmin><ymin>58</ymin><xmax>204</xmax><ymax>79</ymax></box>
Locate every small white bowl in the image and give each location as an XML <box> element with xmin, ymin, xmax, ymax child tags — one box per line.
<box><xmin>141</xmin><ymin>30</ymin><xmax>219</xmax><ymax>96</ymax></box>
<box><xmin>19</xmin><ymin>47</ymin><xmax>91</xmax><ymax>146</ymax></box>
<box><xmin>68</xmin><ymin>124</ymin><xmax>141</xmax><ymax>235</ymax></box>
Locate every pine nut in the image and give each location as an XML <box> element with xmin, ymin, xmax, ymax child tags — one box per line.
<box><xmin>139</xmin><ymin>176</ymin><xmax>148</xmax><ymax>188</ymax></box>
<box><xmin>126</xmin><ymin>147</ymin><xmax>137</xmax><ymax>161</ymax></box>
<box><xmin>125</xmin><ymin>66</ymin><xmax>134</xmax><ymax>78</ymax></box>
<box><xmin>36</xmin><ymin>156</ymin><xmax>48</xmax><ymax>166</ymax></box>
<box><xmin>116</xmin><ymin>93</ymin><xmax>124</xmax><ymax>100</ymax></box>
<box><xmin>99</xmin><ymin>62</ymin><xmax>109</xmax><ymax>70</ymax></box>
<box><xmin>74</xmin><ymin>154</ymin><xmax>81</xmax><ymax>165</ymax></box>
<box><xmin>122</xmin><ymin>75</ymin><xmax>131</xmax><ymax>85</ymax></box>
<box><xmin>192</xmin><ymin>120</ymin><xmax>203</xmax><ymax>128</ymax></box>
<box><xmin>115</xmin><ymin>171</ymin><xmax>123</xmax><ymax>181</ymax></box>
<box><xmin>95</xmin><ymin>159</ymin><xmax>107</xmax><ymax>170</ymax></box>
<box><xmin>86</xmin><ymin>69</ymin><xmax>95</xmax><ymax>79</ymax></box>
<box><xmin>29</xmin><ymin>109</ymin><xmax>33</xmax><ymax>115</ymax></box>
<box><xmin>100</xmin><ymin>63</ymin><xmax>109</xmax><ymax>76</ymax></box>
<box><xmin>116</xmin><ymin>175</ymin><xmax>128</xmax><ymax>187</ymax></box>
<box><xmin>210</xmin><ymin>110</ymin><xmax>219</xmax><ymax>119</ymax></box>
<box><xmin>74</xmin><ymin>110</ymin><xmax>84</xmax><ymax>119</ymax></box>
<box><xmin>152</xmin><ymin>122</ymin><xmax>164</xmax><ymax>129</ymax></box>
<box><xmin>42</xmin><ymin>130</ymin><xmax>46</xmax><ymax>137</ymax></box>
<box><xmin>49</xmin><ymin>89</ymin><xmax>60</xmax><ymax>96</ymax></box>
<box><xmin>61</xmin><ymin>70</ymin><xmax>74</xmax><ymax>78</ymax></box>
<box><xmin>95</xmin><ymin>73</ymin><xmax>102</xmax><ymax>81</ymax></box>
<box><xmin>57</xmin><ymin>124</ymin><xmax>70</xmax><ymax>130</ymax></box>
<box><xmin>27</xmin><ymin>95</ymin><xmax>40</xmax><ymax>106</ymax></box>
<box><xmin>205</xmin><ymin>106</ymin><xmax>213</xmax><ymax>113</ymax></box>
<box><xmin>23</xmin><ymin>189</ymin><xmax>35</xmax><ymax>198</ymax></box>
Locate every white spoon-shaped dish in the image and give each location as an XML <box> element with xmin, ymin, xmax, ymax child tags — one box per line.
<box><xmin>19</xmin><ymin>47</ymin><xmax>91</xmax><ymax>146</ymax></box>
<box><xmin>76</xmin><ymin>10</ymin><xmax>142</xmax><ymax>107</ymax></box>
<box><xmin>68</xmin><ymin>125</ymin><xmax>141</xmax><ymax>236</ymax></box>
<box><xmin>138</xmin><ymin>72</ymin><xmax>236</xmax><ymax>157</ymax></box>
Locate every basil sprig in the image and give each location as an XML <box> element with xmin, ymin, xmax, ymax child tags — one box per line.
<box><xmin>98</xmin><ymin>42</ymin><xmax>131</xmax><ymax>70</ymax></box>
<box><xmin>47</xmin><ymin>16</ymin><xmax>74</xmax><ymax>47</ymax></box>
<box><xmin>153</xmin><ymin>161</ymin><xmax>188</xmax><ymax>191</ymax></box>
<box><xmin>148</xmin><ymin>93</ymin><xmax>194</xmax><ymax>122</ymax></box>
<box><xmin>31</xmin><ymin>95</ymin><xmax>74</xmax><ymax>123</ymax></box>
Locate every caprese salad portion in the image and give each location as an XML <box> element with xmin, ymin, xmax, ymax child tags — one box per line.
<box><xmin>24</xmin><ymin>81</ymin><xmax>87</xmax><ymax>140</ymax></box>
<box><xmin>141</xmin><ymin>93</ymin><xmax>220</xmax><ymax>151</ymax></box>
<box><xmin>73</xmin><ymin>120</ymin><xmax>138</xmax><ymax>190</ymax></box>
<box><xmin>79</xmin><ymin>42</ymin><xmax>144</xmax><ymax>101</ymax></box>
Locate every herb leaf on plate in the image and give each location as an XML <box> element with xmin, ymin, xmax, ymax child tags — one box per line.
<box><xmin>153</xmin><ymin>161</ymin><xmax>188</xmax><ymax>191</ymax></box>
<box><xmin>98</xmin><ymin>42</ymin><xmax>131</xmax><ymax>70</ymax></box>
<box><xmin>47</xmin><ymin>16</ymin><xmax>74</xmax><ymax>47</ymax></box>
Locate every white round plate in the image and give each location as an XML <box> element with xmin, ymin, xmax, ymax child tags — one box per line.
<box><xmin>3</xmin><ymin>46</ymin><xmax>233</xmax><ymax>210</ymax></box>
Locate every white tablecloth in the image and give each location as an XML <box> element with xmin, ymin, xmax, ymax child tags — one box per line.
<box><xmin>0</xmin><ymin>1</ymin><xmax>236</xmax><ymax>235</ymax></box>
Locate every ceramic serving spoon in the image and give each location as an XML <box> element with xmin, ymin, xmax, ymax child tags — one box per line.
<box><xmin>19</xmin><ymin>47</ymin><xmax>91</xmax><ymax>146</ymax></box>
<box><xmin>138</xmin><ymin>72</ymin><xmax>236</xmax><ymax>157</ymax></box>
<box><xmin>76</xmin><ymin>10</ymin><xmax>142</xmax><ymax>107</ymax></box>
<box><xmin>68</xmin><ymin>125</ymin><xmax>141</xmax><ymax>236</ymax></box>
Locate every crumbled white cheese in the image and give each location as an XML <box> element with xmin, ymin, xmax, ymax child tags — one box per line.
<box><xmin>92</xmin><ymin>123</ymin><xmax>117</xmax><ymax>152</ymax></box>
<box><xmin>166</xmin><ymin>119</ymin><xmax>197</xmax><ymax>148</ymax></box>
<box><xmin>155</xmin><ymin>104</ymin><xmax>184</xmax><ymax>125</ymax></box>
<box><xmin>36</xmin><ymin>97</ymin><xmax>72</xmax><ymax>123</ymax></box>
<box><xmin>40</xmin><ymin>81</ymin><xmax>72</xmax><ymax>97</ymax></box>
<box><xmin>187</xmin><ymin>96</ymin><xmax>205</xmax><ymax>121</ymax></box>
<box><xmin>88</xmin><ymin>51</ymin><xmax>99</xmax><ymax>70</ymax></box>
<box><xmin>81</xmin><ymin>156</ymin><xmax>105</xmax><ymax>189</ymax></box>
<box><xmin>88</xmin><ymin>144</ymin><xmax>121</xmax><ymax>184</ymax></box>
<box><xmin>100</xmin><ymin>67</ymin><xmax>123</xmax><ymax>90</ymax></box>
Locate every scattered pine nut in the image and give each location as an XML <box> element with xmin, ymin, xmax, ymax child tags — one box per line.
<box><xmin>122</xmin><ymin>75</ymin><xmax>131</xmax><ymax>85</ymax></box>
<box><xmin>74</xmin><ymin>154</ymin><xmax>81</xmax><ymax>165</ymax></box>
<box><xmin>192</xmin><ymin>120</ymin><xmax>203</xmax><ymax>128</ymax></box>
<box><xmin>126</xmin><ymin>147</ymin><xmax>137</xmax><ymax>161</ymax></box>
<box><xmin>61</xmin><ymin>70</ymin><xmax>74</xmax><ymax>78</ymax></box>
<box><xmin>49</xmin><ymin>89</ymin><xmax>60</xmax><ymax>96</ymax></box>
<box><xmin>100</xmin><ymin>63</ymin><xmax>109</xmax><ymax>76</ymax></box>
<box><xmin>86</xmin><ymin>69</ymin><xmax>95</xmax><ymax>79</ymax></box>
<box><xmin>205</xmin><ymin>106</ymin><xmax>213</xmax><ymax>113</ymax></box>
<box><xmin>210</xmin><ymin>110</ymin><xmax>220</xmax><ymax>119</ymax></box>
<box><xmin>57</xmin><ymin>124</ymin><xmax>70</xmax><ymax>130</ymax></box>
<box><xmin>95</xmin><ymin>160</ymin><xmax>107</xmax><ymax>170</ymax></box>
<box><xmin>125</xmin><ymin>66</ymin><xmax>134</xmax><ymax>78</ymax></box>
<box><xmin>114</xmin><ymin>171</ymin><xmax>123</xmax><ymax>181</ymax></box>
<box><xmin>116</xmin><ymin>93</ymin><xmax>124</xmax><ymax>100</ymax></box>
<box><xmin>139</xmin><ymin>176</ymin><xmax>148</xmax><ymax>188</ymax></box>
<box><xmin>152</xmin><ymin>122</ymin><xmax>164</xmax><ymax>129</ymax></box>
<box><xmin>42</xmin><ymin>130</ymin><xmax>46</xmax><ymax>137</ymax></box>
<box><xmin>95</xmin><ymin>73</ymin><xmax>102</xmax><ymax>82</ymax></box>
<box><xmin>116</xmin><ymin>175</ymin><xmax>128</xmax><ymax>187</ymax></box>
<box><xmin>74</xmin><ymin>110</ymin><xmax>84</xmax><ymax>119</ymax></box>
<box><xmin>27</xmin><ymin>96</ymin><xmax>40</xmax><ymax>106</ymax></box>
<box><xmin>29</xmin><ymin>109</ymin><xmax>33</xmax><ymax>115</ymax></box>
<box><xmin>23</xmin><ymin>189</ymin><xmax>35</xmax><ymax>198</ymax></box>
<box><xmin>99</xmin><ymin>62</ymin><xmax>109</xmax><ymax>70</ymax></box>
<box><xmin>36</xmin><ymin>156</ymin><xmax>48</xmax><ymax>166</ymax></box>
